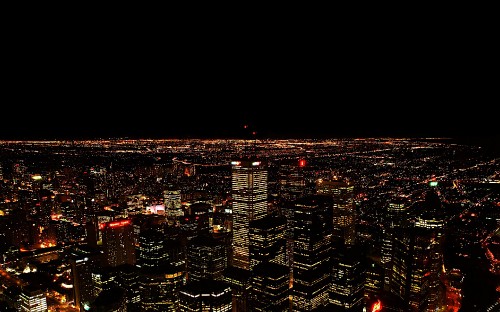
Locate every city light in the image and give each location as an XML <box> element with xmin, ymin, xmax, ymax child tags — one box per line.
<box><xmin>108</xmin><ymin>220</ymin><xmax>131</xmax><ymax>228</ymax></box>
<box><xmin>371</xmin><ymin>299</ymin><xmax>382</xmax><ymax>312</ymax></box>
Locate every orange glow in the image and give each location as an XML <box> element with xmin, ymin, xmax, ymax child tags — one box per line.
<box><xmin>51</xmin><ymin>214</ymin><xmax>62</xmax><ymax>221</ymax></box>
<box><xmin>108</xmin><ymin>220</ymin><xmax>131</xmax><ymax>228</ymax></box>
<box><xmin>299</xmin><ymin>159</ymin><xmax>306</xmax><ymax>167</ymax></box>
<box><xmin>99</xmin><ymin>223</ymin><xmax>105</xmax><ymax>230</ymax></box>
<box><xmin>371</xmin><ymin>299</ymin><xmax>382</xmax><ymax>312</ymax></box>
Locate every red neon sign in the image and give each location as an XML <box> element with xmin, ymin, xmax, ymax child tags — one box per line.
<box><xmin>108</xmin><ymin>220</ymin><xmax>131</xmax><ymax>228</ymax></box>
<box><xmin>371</xmin><ymin>299</ymin><xmax>382</xmax><ymax>312</ymax></box>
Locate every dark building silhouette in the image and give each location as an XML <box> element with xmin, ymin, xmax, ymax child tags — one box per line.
<box><xmin>90</xmin><ymin>286</ymin><xmax>127</xmax><ymax>312</ymax></box>
<box><xmin>222</xmin><ymin>266</ymin><xmax>251</xmax><ymax>312</ymax></box>
<box><xmin>114</xmin><ymin>264</ymin><xmax>140</xmax><ymax>310</ymax></box>
<box><xmin>179</xmin><ymin>280</ymin><xmax>232</xmax><ymax>312</ymax></box>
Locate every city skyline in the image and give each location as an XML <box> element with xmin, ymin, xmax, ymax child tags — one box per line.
<box><xmin>0</xmin><ymin>137</ymin><xmax>499</xmax><ymax>311</ymax></box>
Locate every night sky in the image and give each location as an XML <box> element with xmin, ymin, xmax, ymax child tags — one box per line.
<box><xmin>1</xmin><ymin>22</ymin><xmax>496</xmax><ymax>142</ymax></box>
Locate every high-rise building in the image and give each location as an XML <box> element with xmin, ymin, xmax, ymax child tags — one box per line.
<box><xmin>69</xmin><ymin>245</ymin><xmax>102</xmax><ymax>311</ymax></box>
<box><xmin>292</xmin><ymin>195</ymin><xmax>333</xmax><ymax>311</ymax></box>
<box><xmin>278</xmin><ymin>159</ymin><xmax>307</xmax><ymax>202</ymax></box>
<box><xmin>102</xmin><ymin>219</ymin><xmax>136</xmax><ymax>267</ymax></box>
<box><xmin>164</xmin><ymin>189</ymin><xmax>183</xmax><ymax>221</ymax></box>
<box><xmin>139</xmin><ymin>265</ymin><xmax>184</xmax><ymax>311</ymax></box>
<box><xmin>316</xmin><ymin>179</ymin><xmax>356</xmax><ymax>245</ymax></box>
<box><xmin>364</xmin><ymin>259</ymin><xmax>384</xmax><ymax>303</ymax></box>
<box><xmin>251</xmin><ymin>262</ymin><xmax>289</xmax><ymax>312</ymax></box>
<box><xmin>231</xmin><ymin>159</ymin><xmax>268</xmax><ymax>270</ymax></box>
<box><xmin>222</xmin><ymin>267</ymin><xmax>251</xmax><ymax>312</ymax></box>
<box><xmin>179</xmin><ymin>280</ymin><xmax>232</xmax><ymax>312</ymax></box>
<box><xmin>19</xmin><ymin>287</ymin><xmax>47</xmax><ymax>312</ymax></box>
<box><xmin>329</xmin><ymin>246</ymin><xmax>365</xmax><ymax>311</ymax></box>
<box><xmin>138</xmin><ymin>229</ymin><xmax>168</xmax><ymax>269</ymax></box>
<box><xmin>382</xmin><ymin>196</ymin><xmax>409</xmax><ymax>289</ymax></box>
<box><xmin>249</xmin><ymin>215</ymin><xmax>287</xmax><ymax>269</ymax></box>
<box><xmin>389</xmin><ymin>191</ymin><xmax>446</xmax><ymax>311</ymax></box>
<box><xmin>114</xmin><ymin>264</ymin><xmax>140</xmax><ymax>310</ymax></box>
<box><xmin>187</xmin><ymin>234</ymin><xmax>227</xmax><ymax>282</ymax></box>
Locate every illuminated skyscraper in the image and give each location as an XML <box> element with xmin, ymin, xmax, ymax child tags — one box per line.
<box><xmin>249</xmin><ymin>215</ymin><xmax>287</xmax><ymax>269</ymax></box>
<box><xmin>292</xmin><ymin>195</ymin><xmax>332</xmax><ymax>311</ymax></box>
<box><xmin>390</xmin><ymin>191</ymin><xmax>446</xmax><ymax>311</ymax></box>
<box><xmin>316</xmin><ymin>179</ymin><xmax>356</xmax><ymax>245</ymax></box>
<box><xmin>249</xmin><ymin>215</ymin><xmax>289</xmax><ymax>311</ymax></box>
<box><xmin>252</xmin><ymin>262</ymin><xmax>289</xmax><ymax>312</ymax></box>
<box><xmin>278</xmin><ymin>158</ymin><xmax>307</xmax><ymax>202</ymax></box>
<box><xmin>138</xmin><ymin>229</ymin><xmax>168</xmax><ymax>269</ymax></box>
<box><xmin>69</xmin><ymin>245</ymin><xmax>101</xmax><ymax>311</ymax></box>
<box><xmin>329</xmin><ymin>246</ymin><xmax>364</xmax><ymax>311</ymax></box>
<box><xmin>164</xmin><ymin>189</ymin><xmax>183</xmax><ymax>221</ymax></box>
<box><xmin>19</xmin><ymin>287</ymin><xmax>47</xmax><ymax>312</ymax></box>
<box><xmin>187</xmin><ymin>234</ymin><xmax>226</xmax><ymax>282</ymax></box>
<box><xmin>231</xmin><ymin>159</ymin><xmax>267</xmax><ymax>270</ymax></box>
<box><xmin>382</xmin><ymin>196</ymin><xmax>409</xmax><ymax>289</ymax></box>
<box><xmin>102</xmin><ymin>219</ymin><xmax>136</xmax><ymax>267</ymax></box>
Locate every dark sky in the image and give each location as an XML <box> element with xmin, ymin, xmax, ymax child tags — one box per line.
<box><xmin>1</xmin><ymin>21</ymin><xmax>497</xmax><ymax>141</ymax></box>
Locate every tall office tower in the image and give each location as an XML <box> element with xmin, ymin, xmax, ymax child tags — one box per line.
<box><xmin>222</xmin><ymin>267</ymin><xmax>251</xmax><ymax>312</ymax></box>
<box><xmin>364</xmin><ymin>259</ymin><xmax>384</xmax><ymax>302</ymax></box>
<box><xmin>381</xmin><ymin>196</ymin><xmax>409</xmax><ymax>289</ymax></box>
<box><xmin>231</xmin><ymin>159</ymin><xmax>268</xmax><ymax>270</ymax></box>
<box><xmin>278</xmin><ymin>158</ymin><xmax>307</xmax><ymax>202</ymax></box>
<box><xmin>164</xmin><ymin>189</ymin><xmax>183</xmax><ymax>221</ymax></box>
<box><xmin>179</xmin><ymin>280</ymin><xmax>232</xmax><ymax>312</ymax></box>
<box><xmin>187</xmin><ymin>234</ymin><xmax>226</xmax><ymax>282</ymax></box>
<box><xmin>19</xmin><ymin>287</ymin><xmax>47</xmax><ymax>312</ymax></box>
<box><xmin>138</xmin><ymin>229</ymin><xmax>185</xmax><ymax>311</ymax></box>
<box><xmin>90</xmin><ymin>286</ymin><xmax>127</xmax><ymax>312</ymax></box>
<box><xmin>292</xmin><ymin>195</ymin><xmax>333</xmax><ymax>311</ymax></box>
<box><xmin>165</xmin><ymin>238</ymin><xmax>187</xmax><ymax>276</ymax></box>
<box><xmin>390</xmin><ymin>191</ymin><xmax>446</xmax><ymax>311</ymax></box>
<box><xmin>252</xmin><ymin>262</ymin><xmax>290</xmax><ymax>312</ymax></box>
<box><xmin>249</xmin><ymin>215</ymin><xmax>287</xmax><ymax>269</ymax></box>
<box><xmin>316</xmin><ymin>179</ymin><xmax>356</xmax><ymax>245</ymax></box>
<box><xmin>138</xmin><ymin>229</ymin><xmax>168</xmax><ymax>269</ymax></box>
<box><xmin>329</xmin><ymin>246</ymin><xmax>365</xmax><ymax>311</ymax></box>
<box><xmin>69</xmin><ymin>246</ymin><xmax>102</xmax><ymax>311</ymax></box>
<box><xmin>139</xmin><ymin>265</ymin><xmax>184</xmax><ymax>311</ymax></box>
<box><xmin>114</xmin><ymin>264</ymin><xmax>141</xmax><ymax>310</ymax></box>
<box><xmin>102</xmin><ymin>219</ymin><xmax>136</xmax><ymax>267</ymax></box>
